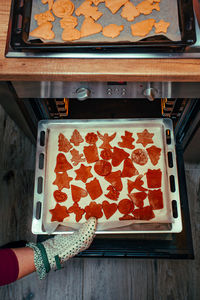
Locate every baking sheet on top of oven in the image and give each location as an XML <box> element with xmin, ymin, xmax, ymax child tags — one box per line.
<box><xmin>28</xmin><ymin>0</ymin><xmax>181</xmax><ymax>44</ymax></box>
<box><xmin>32</xmin><ymin>119</ymin><xmax>182</xmax><ymax>234</ymax></box>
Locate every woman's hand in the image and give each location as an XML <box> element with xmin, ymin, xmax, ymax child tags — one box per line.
<box><xmin>27</xmin><ymin>217</ymin><xmax>97</xmax><ymax>279</ymax></box>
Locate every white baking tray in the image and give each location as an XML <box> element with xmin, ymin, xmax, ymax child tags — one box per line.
<box><xmin>32</xmin><ymin>118</ymin><xmax>182</xmax><ymax>234</ymax></box>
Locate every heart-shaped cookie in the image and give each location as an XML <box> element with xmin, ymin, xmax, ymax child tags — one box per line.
<box><xmin>102</xmin><ymin>200</ymin><xmax>117</xmax><ymax>220</ymax></box>
<box><xmin>80</xmin><ymin>17</ymin><xmax>102</xmax><ymax>38</ymax></box>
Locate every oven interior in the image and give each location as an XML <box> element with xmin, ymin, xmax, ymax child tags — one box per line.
<box><xmin>9</xmin><ymin>91</ymin><xmax>198</xmax><ymax>259</ymax></box>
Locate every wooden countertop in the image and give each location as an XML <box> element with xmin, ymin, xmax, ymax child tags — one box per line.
<box><xmin>1</xmin><ymin>0</ymin><xmax>200</xmax><ymax>82</ymax></box>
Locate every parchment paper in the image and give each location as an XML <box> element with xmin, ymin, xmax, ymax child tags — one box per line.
<box><xmin>42</xmin><ymin>122</ymin><xmax>173</xmax><ymax>234</ymax></box>
<box><xmin>29</xmin><ymin>0</ymin><xmax>181</xmax><ymax>44</ymax></box>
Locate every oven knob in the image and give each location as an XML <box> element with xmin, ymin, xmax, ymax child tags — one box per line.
<box><xmin>143</xmin><ymin>87</ymin><xmax>157</xmax><ymax>101</ymax></box>
<box><xmin>76</xmin><ymin>88</ymin><xmax>91</xmax><ymax>101</ymax></box>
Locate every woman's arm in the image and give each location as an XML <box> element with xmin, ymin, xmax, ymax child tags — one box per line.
<box><xmin>11</xmin><ymin>247</ymin><xmax>36</xmax><ymax>279</ymax></box>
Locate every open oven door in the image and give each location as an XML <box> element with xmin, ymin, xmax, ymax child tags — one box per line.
<box><xmin>0</xmin><ymin>84</ymin><xmax>198</xmax><ymax>258</ymax></box>
<box><xmin>31</xmin><ymin>99</ymin><xmax>199</xmax><ymax>259</ymax></box>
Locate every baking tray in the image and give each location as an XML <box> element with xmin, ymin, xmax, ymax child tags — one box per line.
<box><xmin>10</xmin><ymin>0</ymin><xmax>196</xmax><ymax>51</ymax></box>
<box><xmin>32</xmin><ymin>118</ymin><xmax>182</xmax><ymax>234</ymax></box>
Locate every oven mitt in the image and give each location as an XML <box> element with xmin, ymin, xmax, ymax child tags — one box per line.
<box><xmin>27</xmin><ymin>217</ymin><xmax>97</xmax><ymax>279</ymax></box>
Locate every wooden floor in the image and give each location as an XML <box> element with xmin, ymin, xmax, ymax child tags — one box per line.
<box><xmin>0</xmin><ymin>104</ymin><xmax>199</xmax><ymax>300</ymax></box>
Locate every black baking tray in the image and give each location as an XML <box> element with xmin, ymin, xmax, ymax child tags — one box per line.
<box><xmin>10</xmin><ymin>0</ymin><xmax>196</xmax><ymax>52</ymax></box>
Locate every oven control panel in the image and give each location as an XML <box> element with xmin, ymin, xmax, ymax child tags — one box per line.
<box><xmin>72</xmin><ymin>82</ymin><xmax>163</xmax><ymax>100</ymax></box>
<box><xmin>12</xmin><ymin>81</ymin><xmax>200</xmax><ymax>99</ymax></box>
<box><xmin>12</xmin><ymin>81</ymin><xmax>171</xmax><ymax>100</ymax></box>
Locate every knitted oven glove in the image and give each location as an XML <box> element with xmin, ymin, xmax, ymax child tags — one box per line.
<box><xmin>27</xmin><ymin>217</ymin><xmax>97</xmax><ymax>279</ymax></box>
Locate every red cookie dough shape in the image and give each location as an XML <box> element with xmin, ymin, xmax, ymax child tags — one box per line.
<box><xmin>102</xmin><ymin>200</ymin><xmax>117</xmax><ymax>220</ymax></box>
<box><xmin>49</xmin><ymin>203</ymin><xmax>69</xmax><ymax>222</ymax></box>
<box><xmin>128</xmin><ymin>191</ymin><xmax>147</xmax><ymax>208</ymax></box>
<box><xmin>97</xmin><ymin>131</ymin><xmax>116</xmax><ymax>149</ymax></box>
<box><xmin>127</xmin><ymin>175</ymin><xmax>147</xmax><ymax>193</ymax></box>
<box><xmin>53</xmin><ymin>172</ymin><xmax>73</xmax><ymax>190</ymax></box>
<box><xmin>148</xmin><ymin>189</ymin><xmax>163</xmax><ymax>210</ymax></box>
<box><xmin>121</xmin><ymin>158</ymin><xmax>139</xmax><ymax>177</ymax></box>
<box><xmin>58</xmin><ymin>133</ymin><xmax>73</xmax><ymax>153</ymax></box>
<box><xmin>146</xmin><ymin>169</ymin><xmax>162</xmax><ymax>188</ymax></box>
<box><xmin>105</xmin><ymin>170</ymin><xmax>123</xmax><ymax>191</ymax></box>
<box><xmin>85</xmin><ymin>202</ymin><xmax>103</xmax><ymax>220</ymax></box>
<box><xmin>118</xmin><ymin>131</ymin><xmax>135</xmax><ymax>149</ymax></box>
<box><xmin>105</xmin><ymin>185</ymin><xmax>120</xmax><ymax>201</ymax></box>
<box><xmin>54</xmin><ymin>153</ymin><xmax>73</xmax><ymax>173</ymax></box>
<box><xmin>85</xmin><ymin>132</ymin><xmax>98</xmax><ymax>144</ymax></box>
<box><xmin>68</xmin><ymin>203</ymin><xmax>85</xmax><ymax>222</ymax></box>
<box><xmin>83</xmin><ymin>144</ymin><xmax>99</xmax><ymax>163</ymax></box>
<box><xmin>146</xmin><ymin>145</ymin><xmax>161</xmax><ymax>166</ymax></box>
<box><xmin>111</xmin><ymin>147</ymin><xmax>129</xmax><ymax>167</ymax></box>
<box><xmin>118</xmin><ymin>199</ymin><xmax>134</xmax><ymax>215</ymax></box>
<box><xmin>131</xmin><ymin>148</ymin><xmax>148</xmax><ymax>166</ymax></box>
<box><xmin>70</xmin><ymin>129</ymin><xmax>84</xmax><ymax>146</ymax></box>
<box><xmin>86</xmin><ymin>178</ymin><xmax>103</xmax><ymax>200</ymax></box>
<box><xmin>136</xmin><ymin>129</ymin><xmax>154</xmax><ymax>147</ymax></box>
<box><xmin>70</xmin><ymin>148</ymin><xmax>85</xmax><ymax>166</ymax></box>
<box><xmin>71</xmin><ymin>185</ymin><xmax>88</xmax><ymax>202</ymax></box>
<box><xmin>75</xmin><ymin>164</ymin><xmax>93</xmax><ymax>183</ymax></box>
<box><xmin>100</xmin><ymin>149</ymin><xmax>112</xmax><ymax>160</ymax></box>
<box><xmin>94</xmin><ymin>160</ymin><xmax>112</xmax><ymax>176</ymax></box>
<box><xmin>119</xmin><ymin>214</ymin><xmax>134</xmax><ymax>220</ymax></box>
<box><xmin>53</xmin><ymin>190</ymin><xmax>68</xmax><ymax>202</ymax></box>
<box><xmin>132</xmin><ymin>206</ymin><xmax>155</xmax><ymax>220</ymax></box>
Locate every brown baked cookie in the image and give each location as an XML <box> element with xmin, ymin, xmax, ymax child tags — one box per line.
<box><xmin>105</xmin><ymin>0</ymin><xmax>128</xmax><ymax>14</ymax></box>
<box><xmin>149</xmin><ymin>0</ymin><xmax>160</xmax><ymax>2</ymax></box>
<box><xmin>90</xmin><ymin>0</ymin><xmax>105</xmax><ymax>5</ymax></box>
<box><xmin>75</xmin><ymin>1</ymin><xmax>103</xmax><ymax>21</ymax></box>
<box><xmin>42</xmin><ymin>0</ymin><xmax>48</xmax><ymax>4</ymax></box>
<box><xmin>80</xmin><ymin>16</ymin><xmax>102</xmax><ymax>38</ymax></box>
<box><xmin>131</xmin><ymin>18</ymin><xmax>156</xmax><ymax>37</ymax></box>
<box><xmin>154</xmin><ymin>20</ymin><xmax>170</xmax><ymax>33</ymax></box>
<box><xmin>60</xmin><ymin>15</ymin><xmax>78</xmax><ymax>29</ymax></box>
<box><xmin>52</xmin><ymin>0</ymin><xmax>74</xmax><ymax>18</ymax></box>
<box><xmin>34</xmin><ymin>10</ymin><xmax>55</xmax><ymax>25</ymax></box>
<box><xmin>136</xmin><ymin>0</ymin><xmax>160</xmax><ymax>15</ymax></box>
<box><xmin>102</xmin><ymin>24</ymin><xmax>124</xmax><ymax>38</ymax></box>
<box><xmin>121</xmin><ymin>1</ymin><xmax>140</xmax><ymax>22</ymax></box>
<box><xmin>146</xmin><ymin>0</ymin><xmax>160</xmax><ymax>3</ymax></box>
<box><xmin>30</xmin><ymin>21</ymin><xmax>55</xmax><ymax>40</ymax></box>
<box><xmin>48</xmin><ymin>0</ymin><xmax>54</xmax><ymax>10</ymax></box>
<box><xmin>62</xmin><ymin>28</ymin><xmax>81</xmax><ymax>41</ymax></box>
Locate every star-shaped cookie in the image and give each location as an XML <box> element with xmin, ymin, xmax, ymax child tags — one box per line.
<box><xmin>154</xmin><ymin>20</ymin><xmax>170</xmax><ymax>34</ymax></box>
<box><xmin>75</xmin><ymin>164</ymin><xmax>93</xmax><ymax>183</ymax></box>
<box><xmin>49</xmin><ymin>203</ymin><xmax>69</xmax><ymax>222</ymax></box>
<box><xmin>136</xmin><ymin>129</ymin><xmax>154</xmax><ymax>147</ymax></box>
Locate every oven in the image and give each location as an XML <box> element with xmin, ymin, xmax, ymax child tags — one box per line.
<box><xmin>2</xmin><ymin>0</ymin><xmax>200</xmax><ymax>259</ymax></box>
<box><xmin>2</xmin><ymin>80</ymin><xmax>199</xmax><ymax>259</ymax></box>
